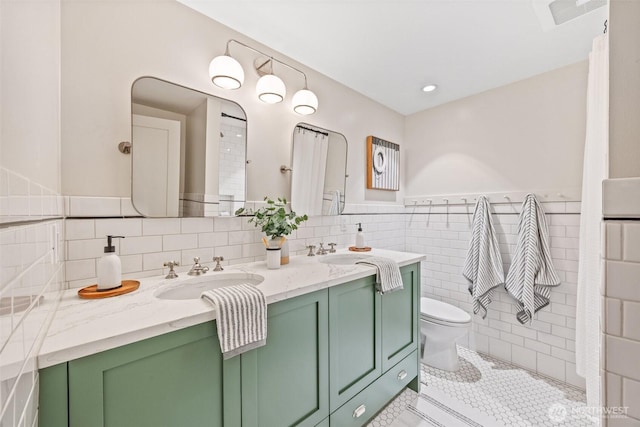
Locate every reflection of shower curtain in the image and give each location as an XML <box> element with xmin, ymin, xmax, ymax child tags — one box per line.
<box><xmin>576</xmin><ymin>34</ymin><xmax>608</xmax><ymax>414</ymax></box>
<box><xmin>291</xmin><ymin>128</ymin><xmax>329</xmax><ymax>216</ymax></box>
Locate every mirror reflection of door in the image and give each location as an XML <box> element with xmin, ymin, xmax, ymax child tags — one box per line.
<box><xmin>291</xmin><ymin>124</ymin><xmax>347</xmax><ymax>216</ymax></box>
<box><xmin>131</xmin><ymin>77</ymin><xmax>247</xmax><ymax>217</ymax></box>
<box><xmin>132</xmin><ymin>114</ymin><xmax>181</xmax><ymax>216</ymax></box>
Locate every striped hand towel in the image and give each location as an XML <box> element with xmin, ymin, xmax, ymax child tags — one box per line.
<box><xmin>505</xmin><ymin>194</ymin><xmax>561</xmax><ymax>324</ymax></box>
<box><xmin>463</xmin><ymin>196</ymin><xmax>504</xmax><ymax>319</ymax></box>
<box><xmin>356</xmin><ymin>256</ymin><xmax>404</xmax><ymax>294</ymax></box>
<box><xmin>201</xmin><ymin>284</ymin><xmax>267</xmax><ymax>359</ymax></box>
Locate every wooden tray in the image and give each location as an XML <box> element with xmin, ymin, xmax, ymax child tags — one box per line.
<box><xmin>348</xmin><ymin>246</ymin><xmax>372</xmax><ymax>252</ymax></box>
<box><xmin>78</xmin><ymin>280</ymin><xmax>140</xmax><ymax>299</ymax></box>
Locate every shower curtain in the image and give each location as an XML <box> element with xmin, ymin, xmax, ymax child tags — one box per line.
<box><xmin>291</xmin><ymin>128</ymin><xmax>329</xmax><ymax>216</ymax></box>
<box><xmin>576</xmin><ymin>33</ymin><xmax>608</xmax><ymax>414</ymax></box>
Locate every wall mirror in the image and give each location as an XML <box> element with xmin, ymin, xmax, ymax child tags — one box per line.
<box><xmin>290</xmin><ymin>123</ymin><xmax>347</xmax><ymax>216</ymax></box>
<box><xmin>131</xmin><ymin>77</ymin><xmax>247</xmax><ymax>217</ymax></box>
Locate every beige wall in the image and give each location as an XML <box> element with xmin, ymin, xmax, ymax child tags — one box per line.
<box><xmin>609</xmin><ymin>0</ymin><xmax>640</xmax><ymax>179</ymax></box>
<box><xmin>1</xmin><ymin>0</ymin><xmax>61</xmax><ymax>191</ymax></box>
<box><xmin>60</xmin><ymin>0</ymin><xmax>405</xmax><ymax>205</ymax></box>
<box><xmin>403</xmin><ymin>61</ymin><xmax>588</xmax><ymax>197</ymax></box>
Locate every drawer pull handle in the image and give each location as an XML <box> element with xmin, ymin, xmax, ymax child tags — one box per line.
<box><xmin>353</xmin><ymin>404</ymin><xmax>366</xmax><ymax>418</ymax></box>
<box><xmin>397</xmin><ymin>370</ymin><xmax>407</xmax><ymax>381</ymax></box>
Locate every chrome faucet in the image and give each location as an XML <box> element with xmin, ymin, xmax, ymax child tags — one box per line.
<box><xmin>328</xmin><ymin>243</ymin><xmax>337</xmax><ymax>253</ymax></box>
<box><xmin>306</xmin><ymin>245</ymin><xmax>316</xmax><ymax>256</ymax></box>
<box><xmin>188</xmin><ymin>257</ymin><xmax>209</xmax><ymax>276</ymax></box>
<box><xmin>213</xmin><ymin>256</ymin><xmax>224</xmax><ymax>271</ymax></box>
<box><xmin>163</xmin><ymin>261</ymin><xmax>180</xmax><ymax>279</ymax></box>
<box><xmin>316</xmin><ymin>243</ymin><xmax>328</xmax><ymax>255</ymax></box>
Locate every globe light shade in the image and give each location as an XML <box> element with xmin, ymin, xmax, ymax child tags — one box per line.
<box><xmin>256</xmin><ymin>74</ymin><xmax>286</xmax><ymax>104</ymax></box>
<box><xmin>209</xmin><ymin>55</ymin><xmax>244</xmax><ymax>89</ymax></box>
<box><xmin>292</xmin><ymin>89</ymin><xmax>318</xmax><ymax>115</ymax></box>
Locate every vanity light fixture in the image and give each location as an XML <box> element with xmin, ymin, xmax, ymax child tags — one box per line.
<box><xmin>209</xmin><ymin>46</ymin><xmax>244</xmax><ymax>89</ymax></box>
<box><xmin>422</xmin><ymin>84</ymin><xmax>438</xmax><ymax>93</ymax></box>
<box><xmin>255</xmin><ymin>59</ymin><xmax>286</xmax><ymax>103</ymax></box>
<box><xmin>209</xmin><ymin>39</ymin><xmax>319</xmax><ymax>115</ymax></box>
<box><xmin>292</xmin><ymin>88</ymin><xmax>318</xmax><ymax>115</ymax></box>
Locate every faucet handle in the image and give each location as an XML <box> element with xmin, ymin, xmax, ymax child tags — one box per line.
<box><xmin>213</xmin><ymin>256</ymin><xmax>224</xmax><ymax>271</ymax></box>
<box><xmin>193</xmin><ymin>256</ymin><xmax>200</xmax><ymax>264</ymax></box>
<box><xmin>307</xmin><ymin>245</ymin><xmax>316</xmax><ymax>256</ymax></box>
<box><xmin>328</xmin><ymin>243</ymin><xmax>337</xmax><ymax>253</ymax></box>
<box><xmin>163</xmin><ymin>261</ymin><xmax>180</xmax><ymax>279</ymax></box>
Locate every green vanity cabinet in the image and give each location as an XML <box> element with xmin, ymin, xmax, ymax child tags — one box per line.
<box><xmin>41</xmin><ymin>321</ymin><xmax>242</xmax><ymax>427</ymax></box>
<box><xmin>240</xmin><ymin>288</ymin><xmax>329</xmax><ymax>427</ymax></box>
<box><xmin>39</xmin><ymin>262</ymin><xmax>420</xmax><ymax>427</ymax></box>
<box><xmin>329</xmin><ymin>263</ymin><xmax>420</xmax><ymax>424</ymax></box>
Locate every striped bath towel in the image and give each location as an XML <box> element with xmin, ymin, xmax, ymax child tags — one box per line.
<box><xmin>463</xmin><ymin>196</ymin><xmax>504</xmax><ymax>319</ymax></box>
<box><xmin>356</xmin><ymin>256</ymin><xmax>404</xmax><ymax>294</ymax></box>
<box><xmin>505</xmin><ymin>194</ymin><xmax>561</xmax><ymax>324</ymax></box>
<box><xmin>202</xmin><ymin>284</ymin><xmax>267</xmax><ymax>359</ymax></box>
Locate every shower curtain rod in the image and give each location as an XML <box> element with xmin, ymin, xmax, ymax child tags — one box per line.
<box><xmin>221</xmin><ymin>112</ymin><xmax>247</xmax><ymax>122</ymax></box>
<box><xmin>296</xmin><ymin>125</ymin><xmax>329</xmax><ymax>136</ymax></box>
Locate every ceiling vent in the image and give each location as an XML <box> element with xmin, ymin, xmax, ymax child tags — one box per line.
<box><xmin>550</xmin><ymin>0</ymin><xmax>607</xmax><ymax>24</ymax></box>
<box><xmin>532</xmin><ymin>0</ymin><xmax>607</xmax><ymax>31</ymax></box>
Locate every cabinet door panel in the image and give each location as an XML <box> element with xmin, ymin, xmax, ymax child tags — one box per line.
<box><xmin>68</xmin><ymin>322</ymin><xmax>239</xmax><ymax>427</ymax></box>
<box><xmin>241</xmin><ymin>289</ymin><xmax>328</xmax><ymax>427</ymax></box>
<box><xmin>381</xmin><ymin>264</ymin><xmax>420</xmax><ymax>371</ymax></box>
<box><xmin>329</xmin><ymin>275</ymin><xmax>381</xmax><ymax>411</ymax></box>
<box><xmin>39</xmin><ymin>363</ymin><xmax>68</xmax><ymax>427</ymax></box>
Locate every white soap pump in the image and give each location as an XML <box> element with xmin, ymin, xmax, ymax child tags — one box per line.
<box><xmin>97</xmin><ymin>235</ymin><xmax>125</xmax><ymax>291</ymax></box>
<box><xmin>355</xmin><ymin>223</ymin><xmax>365</xmax><ymax>249</ymax></box>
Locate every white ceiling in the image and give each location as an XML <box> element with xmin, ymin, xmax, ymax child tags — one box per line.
<box><xmin>178</xmin><ymin>0</ymin><xmax>607</xmax><ymax>116</ymax></box>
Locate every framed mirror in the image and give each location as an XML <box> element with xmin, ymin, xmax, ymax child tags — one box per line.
<box><xmin>131</xmin><ymin>77</ymin><xmax>247</xmax><ymax>217</ymax></box>
<box><xmin>290</xmin><ymin>123</ymin><xmax>347</xmax><ymax>216</ymax></box>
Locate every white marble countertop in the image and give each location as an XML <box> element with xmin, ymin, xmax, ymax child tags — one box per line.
<box><xmin>38</xmin><ymin>248</ymin><xmax>424</xmax><ymax>369</ymax></box>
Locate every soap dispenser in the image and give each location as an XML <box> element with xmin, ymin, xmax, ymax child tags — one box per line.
<box><xmin>97</xmin><ymin>235</ymin><xmax>125</xmax><ymax>290</ymax></box>
<box><xmin>355</xmin><ymin>223</ymin><xmax>365</xmax><ymax>249</ymax></box>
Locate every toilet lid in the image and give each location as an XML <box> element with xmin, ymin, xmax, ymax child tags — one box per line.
<box><xmin>420</xmin><ymin>298</ymin><xmax>471</xmax><ymax>324</ymax></box>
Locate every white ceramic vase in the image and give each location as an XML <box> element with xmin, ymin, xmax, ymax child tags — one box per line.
<box><xmin>268</xmin><ymin>237</ymin><xmax>289</xmax><ymax>265</ymax></box>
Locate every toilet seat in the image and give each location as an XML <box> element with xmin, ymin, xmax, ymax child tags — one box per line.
<box><xmin>420</xmin><ymin>298</ymin><xmax>471</xmax><ymax>325</ymax></box>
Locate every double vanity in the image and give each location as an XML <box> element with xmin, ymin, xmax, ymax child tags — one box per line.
<box><xmin>38</xmin><ymin>249</ymin><xmax>423</xmax><ymax>427</ymax></box>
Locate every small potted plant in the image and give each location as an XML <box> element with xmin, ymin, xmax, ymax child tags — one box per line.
<box><xmin>235</xmin><ymin>197</ymin><xmax>308</xmax><ymax>265</ymax></box>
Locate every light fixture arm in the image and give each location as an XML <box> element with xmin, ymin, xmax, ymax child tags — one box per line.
<box><xmin>226</xmin><ymin>39</ymin><xmax>309</xmax><ymax>88</ymax></box>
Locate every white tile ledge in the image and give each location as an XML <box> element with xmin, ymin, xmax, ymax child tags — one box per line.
<box><xmin>37</xmin><ymin>248</ymin><xmax>424</xmax><ymax>368</ymax></box>
<box><xmin>603</xmin><ymin>178</ymin><xmax>640</xmax><ymax>218</ymax></box>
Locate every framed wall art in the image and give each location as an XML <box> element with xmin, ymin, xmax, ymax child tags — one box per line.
<box><xmin>366</xmin><ymin>136</ymin><xmax>399</xmax><ymax>191</ymax></box>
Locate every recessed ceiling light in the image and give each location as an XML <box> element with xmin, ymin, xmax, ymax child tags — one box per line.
<box><xmin>422</xmin><ymin>84</ymin><xmax>437</xmax><ymax>93</ymax></box>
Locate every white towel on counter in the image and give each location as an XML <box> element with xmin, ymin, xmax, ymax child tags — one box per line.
<box><xmin>201</xmin><ymin>284</ymin><xmax>267</xmax><ymax>359</ymax></box>
<box><xmin>463</xmin><ymin>196</ymin><xmax>504</xmax><ymax>319</ymax></box>
<box><xmin>356</xmin><ymin>256</ymin><xmax>403</xmax><ymax>294</ymax></box>
<box><xmin>505</xmin><ymin>194</ymin><xmax>561</xmax><ymax>324</ymax></box>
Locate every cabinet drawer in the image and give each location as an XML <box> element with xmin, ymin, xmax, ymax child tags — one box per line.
<box><xmin>329</xmin><ymin>350</ymin><xmax>418</xmax><ymax>426</ymax></box>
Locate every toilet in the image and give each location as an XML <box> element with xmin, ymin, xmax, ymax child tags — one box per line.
<box><xmin>419</xmin><ymin>297</ymin><xmax>471</xmax><ymax>372</ymax></box>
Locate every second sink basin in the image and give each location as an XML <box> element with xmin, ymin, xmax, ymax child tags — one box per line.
<box><xmin>155</xmin><ymin>272</ymin><xmax>265</xmax><ymax>300</ymax></box>
<box><xmin>318</xmin><ymin>253</ymin><xmax>372</xmax><ymax>265</ymax></box>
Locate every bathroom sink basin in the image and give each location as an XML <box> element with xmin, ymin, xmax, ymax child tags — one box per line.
<box><xmin>155</xmin><ymin>273</ymin><xmax>264</xmax><ymax>300</ymax></box>
<box><xmin>318</xmin><ymin>253</ymin><xmax>373</xmax><ymax>265</ymax></box>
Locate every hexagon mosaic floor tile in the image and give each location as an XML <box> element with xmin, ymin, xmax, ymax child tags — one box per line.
<box><xmin>369</xmin><ymin>346</ymin><xmax>595</xmax><ymax>427</ymax></box>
